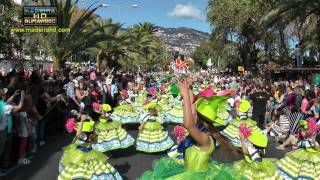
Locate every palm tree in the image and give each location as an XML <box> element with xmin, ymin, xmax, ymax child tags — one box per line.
<box><xmin>39</xmin><ymin>0</ymin><xmax>116</xmax><ymax>69</ymax></box>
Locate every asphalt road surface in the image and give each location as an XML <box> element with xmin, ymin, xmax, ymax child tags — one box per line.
<box><xmin>3</xmin><ymin>124</ymin><xmax>287</xmax><ymax>180</ymax></box>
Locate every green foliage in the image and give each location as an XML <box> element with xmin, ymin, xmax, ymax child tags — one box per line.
<box><xmin>202</xmin><ymin>0</ymin><xmax>320</xmax><ymax>70</ymax></box>
<box><xmin>21</xmin><ymin>1</ymin><xmax>166</xmax><ymax>70</ymax></box>
<box><xmin>261</xmin><ymin>0</ymin><xmax>320</xmax><ymax>55</ymax></box>
<box><xmin>34</xmin><ymin>0</ymin><xmax>116</xmax><ymax>69</ymax></box>
<box><xmin>0</xmin><ymin>0</ymin><xmax>22</xmax><ymax>59</ymax></box>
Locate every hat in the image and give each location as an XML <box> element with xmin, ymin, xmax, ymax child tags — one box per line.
<box><xmin>299</xmin><ymin>119</ymin><xmax>320</xmax><ymax>134</ymax></box>
<box><xmin>144</xmin><ymin>101</ymin><xmax>162</xmax><ymax>112</ymax></box>
<box><xmin>239</xmin><ymin>124</ymin><xmax>268</xmax><ymax>147</ymax></box>
<box><xmin>101</xmin><ymin>104</ymin><xmax>112</xmax><ymax>112</ymax></box>
<box><xmin>238</xmin><ymin>99</ymin><xmax>251</xmax><ymax>113</ymax></box>
<box><xmin>196</xmin><ymin>94</ymin><xmax>231</xmax><ymax>126</ymax></box>
<box><xmin>299</xmin><ymin>120</ymin><xmax>308</xmax><ymax>129</ymax></box>
<box><xmin>82</xmin><ymin>120</ymin><xmax>95</xmax><ymax>132</ymax></box>
<box><xmin>248</xmin><ymin>130</ymin><xmax>268</xmax><ymax>147</ymax></box>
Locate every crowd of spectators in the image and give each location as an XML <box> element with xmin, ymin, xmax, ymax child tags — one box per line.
<box><xmin>0</xmin><ymin>65</ymin><xmax>319</xmax><ymax>176</ymax></box>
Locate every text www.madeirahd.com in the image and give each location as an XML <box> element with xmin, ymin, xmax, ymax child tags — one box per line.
<box><xmin>11</xmin><ymin>27</ymin><xmax>70</xmax><ymax>33</ymax></box>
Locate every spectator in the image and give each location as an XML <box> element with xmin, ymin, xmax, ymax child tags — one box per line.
<box><xmin>250</xmin><ymin>85</ymin><xmax>270</xmax><ymax>129</ymax></box>
<box><xmin>0</xmin><ymin>89</ymin><xmax>25</xmax><ymax>172</ymax></box>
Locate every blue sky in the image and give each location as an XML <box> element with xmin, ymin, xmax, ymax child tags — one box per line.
<box><xmin>78</xmin><ymin>0</ymin><xmax>211</xmax><ymax>33</ymax></box>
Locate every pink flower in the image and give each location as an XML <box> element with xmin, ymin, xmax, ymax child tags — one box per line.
<box><xmin>239</xmin><ymin>124</ymin><xmax>252</xmax><ymax>139</ymax></box>
<box><xmin>65</xmin><ymin>118</ymin><xmax>75</xmax><ymax>133</ymax></box>
<box><xmin>216</xmin><ymin>90</ymin><xmax>237</xmax><ymax>96</ymax></box>
<box><xmin>121</xmin><ymin>90</ymin><xmax>129</xmax><ymax>98</ymax></box>
<box><xmin>307</xmin><ymin>118</ymin><xmax>320</xmax><ymax>134</ymax></box>
<box><xmin>199</xmin><ymin>89</ymin><xmax>216</xmax><ymax>98</ymax></box>
<box><xmin>92</xmin><ymin>102</ymin><xmax>101</xmax><ymax>111</ymax></box>
<box><xmin>171</xmin><ymin>125</ymin><xmax>187</xmax><ymax>144</ymax></box>
<box><xmin>193</xmin><ymin>89</ymin><xmax>216</xmax><ymax>103</ymax></box>
<box><xmin>149</xmin><ymin>87</ymin><xmax>156</xmax><ymax>95</ymax></box>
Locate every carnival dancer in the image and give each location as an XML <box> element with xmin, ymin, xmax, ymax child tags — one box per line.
<box><xmin>140</xmin><ymin>80</ymin><xmax>243</xmax><ymax>180</ymax></box>
<box><xmin>166</xmin><ymin>83</ymin><xmax>184</xmax><ymax>124</ymax></box>
<box><xmin>233</xmin><ymin>124</ymin><xmax>278</xmax><ymax>179</ymax></box>
<box><xmin>92</xmin><ymin>104</ymin><xmax>134</xmax><ymax>152</ymax></box>
<box><xmin>221</xmin><ymin>99</ymin><xmax>264</xmax><ymax>147</ymax></box>
<box><xmin>110</xmin><ymin>89</ymin><xmax>139</xmax><ymax>124</ymax></box>
<box><xmin>136</xmin><ymin>102</ymin><xmax>174</xmax><ymax>153</ymax></box>
<box><xmin>273</xmin><ymin>119</ymin><xmax>320</xmax><ymax>179</ymax></box>
<box><xmin>58</xmin><ymin>114</ymin><xmax>122</xmax><ymax>180</ymax></box>
<box><xmin>156</xmin><ymin>86</ymin><xmax>172</xmax><ymax>119</ymax></box>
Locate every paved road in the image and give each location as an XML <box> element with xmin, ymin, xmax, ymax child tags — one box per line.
<box><xmin>3</xmin><ymin>124</ymin><xmax>287</xmax><ymax>180</ymax></box>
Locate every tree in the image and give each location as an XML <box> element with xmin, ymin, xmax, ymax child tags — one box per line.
<box><xmin>38</xmin><ymin>0</ymin><xmax>116</xmax><ymax>69</ymax></box>
<box><xmin>0</xmin><ymin>0</ymin><xmax>22</xmax><ymax>59</ymax></box>
<box><xmin>206</xmin><ymin>0</ymin><xmax>295</xmax><ymax>68</ymax></box>
<box><xmin>261</xmin><ymin>0</ymin><xmax>320</xmax><ymax>60</ymax></box>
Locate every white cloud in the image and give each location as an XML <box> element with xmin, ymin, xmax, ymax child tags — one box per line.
<box><xmin>168</xmin><ymin>3</ymin><xmax>205</xmax><ymax>21</ymax></box>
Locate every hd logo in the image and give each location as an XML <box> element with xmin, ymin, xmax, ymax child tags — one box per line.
<box><xmin>23</xmin><ymin>6</ymin><xmax>57</xmax><ymax>26</ymax></box>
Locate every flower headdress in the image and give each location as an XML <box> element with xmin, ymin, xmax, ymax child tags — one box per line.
<box><xmin>149</xmin><ymin>87</ymin><xmax>156</xmax><ymax>95</ymax></box>
<box><xmin>299</xmin><ymin>118</ymin><xmax>320</xmax><ymax>135</ymax></box>
<box><xmin>120</xmin><ymin>89</ymin><xmax>129</xmax><ymax>99</ymax></box>
<box><xmin>171</xmin><ymin>125</ymin><xmax>189</xmax><ymax>144</ymax></box>
<box><xmin>239</xmin><ymin>123</ymin><xmax>268</xmax><ymax>147</ymax></box>
<box><xmin>65</xmin><ymin>118</ymin><xmax>75</xmax><ymax>133</ymax></box>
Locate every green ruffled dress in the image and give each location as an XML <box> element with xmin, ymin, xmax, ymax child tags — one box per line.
<box><xmin>92</xmin><ymin>120</ymin><xmax>134</xmax><ymax>152</ymax></box>
<box><xmin>136</xmin><ymin>115</ymin><xmax>174</xmax><ymax>152</ymax></box>
<box><xmin>158</xmin><ymin>96</ymin><xmax>172</xmax><ymax>119</ymax></box>
<box><xmin>58</xmin><ymin>143</ymin><xmax>122</xmax><ymax>180</ymax></box>
<box><xmin>233</xmin><ymin>141</ymin><xmax>278</xmax><ymax>180</ymax></box>
<box><xmin>110</xmin><ymin>101</ymin><xmax>139</xmax><ymax>124</ymax></box>
<box><xmin>273</xmin><ymin>139</ymin><xmax>320</xmax><ymax>179</ymax></box>
<box><xmin>166</xmin><ymin>98</ymin><xmax>183</xmax><ymax>124</ymax></box>
<box><xmin>140</xmin><ymin>138</ymin><xmax>244</xmax><ymax>180</ymax></box>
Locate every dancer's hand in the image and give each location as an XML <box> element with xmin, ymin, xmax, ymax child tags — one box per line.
<box><xmin>177</xmin><ymin>80</ymin><xmax>189</xmax><ymax>98</ymax></box>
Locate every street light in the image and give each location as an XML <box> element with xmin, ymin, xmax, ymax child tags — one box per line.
<box><xmin>100</xmin><ymin>3</ymin><xmax>139</xmax><ymax>13</ymax></box>
<box><xmin>101</xmin><ymin>3</ymin><xmax>109</xmax><ymax>7</ymax></box>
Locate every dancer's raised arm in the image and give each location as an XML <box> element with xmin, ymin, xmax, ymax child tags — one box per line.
<box><xmin>178</xmin><ymin>80</ymin><xmax>210</xmax><ymax>148</ymax></box>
